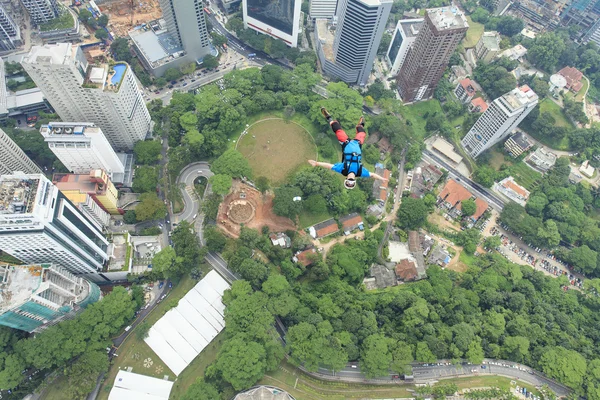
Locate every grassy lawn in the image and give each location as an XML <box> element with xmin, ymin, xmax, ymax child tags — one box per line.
<box><xmin>488</xmin><ymin>148</ymin><xmax>510</xmax><ymax>170</ymax></box>
<box><xmin>463</xmin><ymin>16</ymin><xmax>484</xmax><ymax>48</ymax></box>
<box><xmin>237</xmin><ymin>118</ymin><xmax>317</xmax><ymax>184</ymax></box>
<box><xmin>298</xmin><ymin>210</ymin><xmax>332</xmax><ymax>229</ymax></box>
<box><xmin>521</xmin><ymin>99</ymin><xmax>572</xmax><ymax>150</ymax></box>
<box><xmin>97</xmin><ymin>274</ymin><xmax>200</xmax><ymax>400</ymax></box>
<box><xmin>259</xmin><ymin>360</ymin><xmax>539</xmax><ymax>399</ymax></box>
<box><xmin>39</xmin><ymin>9</ymin><xmax>74</xmax><ymax>31</ymax></box>
<box><xmin>399</xmin><ymin>100</ymin><xmax>443</xmax><ymax>139</ymax></box>
<box><xmin>507</xmin><ymin>161</ymin><xmax>542</xmax><ymax>190</ymax></box>
<box><xmin>459</xmin><ymin>250</ymin><xmax>478</xmax><ymax>268</ymax></box>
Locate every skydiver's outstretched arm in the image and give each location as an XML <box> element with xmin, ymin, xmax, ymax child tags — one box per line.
<box><xmin>370</xmin><ymin>172</ymin><xmax>389</xmax><ymax>182</ymax></box>
<box><xmin>308</xmin><ymin>160</ymin><xmax>334</xmax><ymax>169</ymax></box>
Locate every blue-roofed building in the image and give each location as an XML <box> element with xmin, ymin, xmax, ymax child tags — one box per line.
<box><xmin>0</xmin><ymin>263</ymin><xmax>101</xmax><ymax>332</ymax></box>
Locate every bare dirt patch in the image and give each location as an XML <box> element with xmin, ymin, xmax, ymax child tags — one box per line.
<box><xmin>237</xmin><ymin>118</ymin><xmax>317</xmax><ymax>185</ymax></box>
<box><xmin>428</xmin><ymin>212</ymin><xmax>461</xmax><ymax>232</ymax></box>
<box><xmin>217</xmin><ymin>180</ymin><xmax>296</xmax><ymax>237</ymax></box>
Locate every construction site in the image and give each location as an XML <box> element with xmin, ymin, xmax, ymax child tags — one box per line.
<box><xmin>88</xmin><ymin>0</ymin><xmax>163</xmax><ymax>38</ymax></box>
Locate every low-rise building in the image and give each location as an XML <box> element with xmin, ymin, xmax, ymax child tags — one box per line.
<box><xmin>364</xmin><ymin>264</ymin><xmax>397</xmax><ymax>290</ymax></box>
<box><xmin>454</xmin><ymin>78</ymin><xmax>476</xmax><ymax>103</ymax></box>
<box><xmin>526</xmin><ymin>147</ymin><xmax>557</xmax><ymax>173</ymax></box>
<box><xmin>499</xmin><ymin>44</ymin><xmax>527</xmax><ymax>61</ymax></box>
<box><xmin>438</xmin><ymin>179</ymin><xmax>488</xmax><ymax>221</ymax></box>
<box><xmin>292</xmin><ymin>248</ymin><xmax>318</xmax><ymax>267</ymax></box>
<box><xmin>493</xmin><ymin>176</ymin><xmax>530</xmax><ymax>206</ymax></box>
<box><xmin>395</xmin><ymin>258</ymin><xmax>418</xmax><ymax>281</ymax></box>
<box><xmin>407</xmin><ymin>230</ymin><xmax>427</xmax><ymax>279</ymax></box>
<box><xmin>432</xmin><ymin>137</ymin><xmax>463</xmax><ymax>165</ymax></box>
<box><xmin>504</xmin><ymin>132</ymin><xmax>533</xmax><ymax>157</ymax></box>
<box><xmin>558</xmin><ymin>66</ymin><xmax>584</xmax><ymax>93</ymax></box>
<box><xmin>410</xmin><ymin>163</ymin><xmax>444</xmax><ymax>196</ymax></box>
<box><xmin>469</xmin><ymin>97</ymin><xmax>488</xmax><ymax>113</ymax></box>
<box><xmin>269</xmin><ymin>232</ymin><xmax>291</xmax><ymax>248</ymax></box>
<box><xmin>340</xmin><ymin>213</ymin><xmax>364</xmax><ymax>235</ymax></box>
<box><xmin>367</xmin><ymin>203</ymin><xmax>385</xmax><ymax>218</ymax></box>
<box><xmin>427</xmin><ymin>245</ymin><xmax>451</xmax><ymax>267</ymax></box>
<box><xmin>580</xmin><ymin>160</ymin><xmax>595</xmax><ymax>178</ymax></box>
<box><xmin>474</xmin><ymin>31</ymin><xmax>501</xmax><ymax>63</ymax></box>
<box><xmin>309</xmin><ymin>219</ymin><xmax>338</xmax><ymax>239</ymax></box>
<box><xmin>372</xmin><ymin>165</ymin><xmax>391</xmax><ymax>206</ymax></box>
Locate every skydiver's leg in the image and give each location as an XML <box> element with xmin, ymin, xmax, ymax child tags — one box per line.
<box><xmin>331</xmin><ymin>120</ymin><xmax>349</xmax><ymax>144</ymax></box>
<box><xmin>355</xmin><ymin>123</ymin><xmax>366</xmax><ymax>145</ymax></box>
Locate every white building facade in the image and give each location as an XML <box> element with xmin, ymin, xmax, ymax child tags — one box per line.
<box><xmin>21</xmin><ymin>0</ymin><xmax>59</xmax><ymax>25</ymax></box>
<box><xmin>40</xmin><ymin>122</ymin><xmax>124</xmax><ymax>177</ymax></box>
<box><xmin>0</xmin><ymin>172</ymin><xmax>110</xmax><ymax>282</ymax></box>
<box><xmin>461</xmin><ymin>86</ymin><xmax>538</xmax><ymax>158</ymax></box>
<box><xmin>309</xmin><ymin>0</ymin><xmax>337</xmax><ymax>19</ymax></box>
<box><xmin>243</xmin><ymin>0</ymin><xmax>302</xmax><ymax>47</ymax></box>
<box><xmin>385</xmin><ymin>19</ymin><xmax>423</xmax><ymax>76</ymax></box>
<box><xmin>22</xmin><ymin>43</ymin><xmax>151</xmax><ymax>151</ymax></box>
<box><xmin>0</xmin><ymin>128</ymin><xmax>42</xmax><ymax>175</ymax></box>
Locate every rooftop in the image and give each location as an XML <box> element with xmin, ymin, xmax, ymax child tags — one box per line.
<box><xmin>395</xmin><ymin>259</ymin><xmax>418</xmax><ymax>281</ymax></box>
<box><xmin>366</xmin><ymin>264</ymin><xmax>397</xmax><ymax>289</ymax></box>
<box><xmin>234</xmin><ymin>386</ymin><xmax>296</xmax><ymax>400</ymax></box>
<box><xmin>470</xmin><ymin>97</ymin><xmax>488</xmax><ymax>112</ymax></box>
<box><xmin>40</xmin><ymin>122</ymin><xmax>99</xmax><ymax>139</ymax></box>
<box><xmin>316</xmin><ymin>19</ymin><xmax>335</xmax><ymax>61</ymax></box>
<box><xmin>500</xmin><ymin>177</ymin><xmax>530</xmax><ymax>198</ymax></box>
<box><xmin>439</xmin><ymin>179</ymin><xmax>473</xmax><ymax>206</ymax></box>
<box><xmin>312</xmin><ymin>218</ymin><xmax>338</xmax><ymax>237</ymax></box>
<box><xmin>399</xmin><ymin>18</ymin><xmax>423</xmax><ymax>38</ymax></box>
<box><xmin>459</xmin><ymin>78</ymin><xmax>476</xmax><ymax>96</ymax></box>
<box><xmin>52</xmin><ymin>170</ymin><xmax>111</xmax><ymax>196</ymax></box>
<box><xmin>473</xmin><ymin>197</ymin><xmax>489</xmax><ymax>220</ymax></box>
<box><xmin>22</xmin><ymin>43</ymin><xmax>73</xmax><ymax>66</ymax></box>
<box><xmin>294</xmin><ymin>248</ymin><xmax>318</xmax><ymax>267</ymax></box>
<box><xmin>480</xmin><ymin>31</ymin><xmax>500</xmax><ymax>50</ymax></box>
<box><xmin>558</xmin><ymin>66</ymin><xmax>584</xmax><ymax>92</ymax></box>
<box><xmin>432</xmin><ymin>137</ymin><xmax>463</xmax><ymax>164</ymax></box>
<box><xmin>0</xmin><ymin>175</ymin><xmax>41</xmax><ymax>215</ymax></box>
<box><xmin>129</xmin><ymin>28</ymin><xmax>186</xmax><ymax>68</ymax></box>
<box><xmin>502</xmin><ymin>85</ymin><xmax>538</xmax><ymax>110</ymax></box>
<box><xmin>508</xmin><ymin>131</ymin><xmax>531</xmax><ymax>149</ymax></box>
<box><xmin>426</xmin><ymin>6</ymin><xmax>468</xmax><ymax>31</ymax></box>
<box><xmin>340</xmin><ymin>213</ymin><xmax>363</xmax><ymax>230</ymax></box>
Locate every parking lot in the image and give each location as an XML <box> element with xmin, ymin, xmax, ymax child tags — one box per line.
<box><xmin>489</xmin><ymin>224</ymin><xmax>584</xmax><ymax>290</ymax></box>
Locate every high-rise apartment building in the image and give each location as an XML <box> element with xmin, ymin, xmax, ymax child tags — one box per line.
<box><xmin>461</xmin><ymin>85</ymin><xmax>538</xmax><ymax>158</ymax></box>
<box><xmin>0</xmin><ymin>4</ymin><xmax>21</xmax><ymax>51</ymax></box>
<box><xmin>21</xmin><ymin>0</ymin><xmax>60</xmax><ymax>25</ymax></box>
<box><xmin>583</xmin><ymin>18</ymin><xmax>600</xmax><ymax>46</ymax></box>
<box><xmin>315</xmin><ymin>0</ymin><xmax>392</xmax><ymax>86</ymax></box>
<box><xmin>0</xmin><ymin>263</ymin><xmax>101</xmax><ymax>332</ymax></box>
<box><xmin>40</xmin><ymin>122</ymin><xmax>124</xmax><ymax>178</ymax></box>
<box><xmin>385</xmin><ymin>18</ymin><xmax>423</xmax><ymax>76</ymax></box>
<box><xmin>0</xmin><ymin>127</ymin><xmax>42</xmax><ymax>174</ymax></box>
<box><xmin>0</xmin><ymin>172</ymin><xmax>110</xmax><ymax>281</ymax></box>
<box><xmin>53</xmin><ymin>169</ymin><xmax>121</xmax><ymax>215</ymax></box>
<box><xmin>562</xmin><ymin>0</ymin><xmax>600</xmax><ymax>38</ymax></box>
<box><xmin>397</xmin><ymin>7</ymin><xmax>468</xmax><ymax>103</ymax></box>
<box><xmin>22</xmin><ymin>43</ymin><xmax>151</xmax><ymax>151</ymax></box>
<box><xmin>243</xmin><ymin>0</ymin><xmax>302</xmax><ymax>47</ymax></box>
<box><xmin>309</xmin><ymin>0</ymin><xmax>337</xmax><ymax>19</ymax></box>
<box><xmin>474</xmin><ymin>31</ymin><xmax>501</xmax><ymax>63</ymax></box>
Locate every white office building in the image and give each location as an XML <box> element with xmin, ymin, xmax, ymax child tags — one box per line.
<box><xmin>385</xmin><ymin>19</ymin><xmax>423</xmax><ymax>76</ymax></box>
<box><xmin>309</xmin><ymin>0</ymin><xmax>337</xmax><ymax>19</ymax></box>
<box><xmin>243</xmin><ymin>0</ymin><xmax>302</xmax><ymax>47</ymax></box>
<box><xmin>22</xmin><ymin>43</ymin><xmax>151</xmax><ymax>151</ymax></box>
<box><xmin>21</xmin><ymin>0</ymin><xmax>59</xmax><ymax>25</ymax></box>
<box><xmin>0</xmin><ymin>172</ymin><xmax>110</xmax><ymax>282</ymax></box>
<box><xmin>315</xmin><ymin>0</ymin><xmax>392</xmax><ymax>86</ymax></box>
<box><xmin>0</xmin><ymin>128</ymin><xmax>42</xmax><ymax>175</ymax></box>
<box><xmin>40</xmin><ymin>122</ymin><xmax>124</xmax><ymax>178</ymax></box>
<box><xmin>461</xmin><ymin>85</ymin><xmax>538</xmax><ymax>158</ymax></box>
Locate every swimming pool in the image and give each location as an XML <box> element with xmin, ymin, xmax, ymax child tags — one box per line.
<box><xmin>111</xmin><ymin>64</ymin><xmax>126</xmax><ymax>86</ymax></box>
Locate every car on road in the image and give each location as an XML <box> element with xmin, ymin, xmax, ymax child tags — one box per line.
<box><xmin>159</xmin><ymin>281</ymin><xmax>164</xmax><ymax>289</ymax></box>
<box><xmin>183</xmin><ymin>82</ymin><xmax>188</xmax><ymax>86</ymax></box>
<box><xmin>154</xmin><ymin>90</ymin><xmax>160</xmax><ymax>94</ymax></box>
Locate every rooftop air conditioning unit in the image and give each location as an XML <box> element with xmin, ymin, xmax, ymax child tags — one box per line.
<box><xmin>64</xmin><ymin>128</ymin><xmax>73</xmax><ymax>134</ymax></box>
<box><xmin>53</xmin><ymin>128</ymin><xmax>62</xmax><ymax>134</ymax></box>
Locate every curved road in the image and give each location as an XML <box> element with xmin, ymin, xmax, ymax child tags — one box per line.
<box><xmin>174</xmin><ymin>162</ymin><xmax>213</xmax><ymax>243</ymax></box>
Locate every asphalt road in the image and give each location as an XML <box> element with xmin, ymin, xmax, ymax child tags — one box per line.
<box><xmin>316</xmin><ymin>360</ymin><xmax>570</xmax><ymax>396</ymax></box>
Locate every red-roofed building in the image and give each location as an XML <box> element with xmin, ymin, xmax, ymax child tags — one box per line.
<box><xmin>293</xmin><ymin>248</ymin><xmax>318</xmax><ymax>267</ymax></box>
<box><xmin>454</xmin><ymin>78</ymin><xmax>476</xmax><ymax>103</ymax></box>
<box><xmin>340</xmin><ymin>212</ymin><xmax>364</xmax><ymax>234</ymax></box>
<box><xmin>373</xmin><ymin>167</ymin><xmax>391</xmax><ymax>206</ymax></box>
<box><xmin>469</xmin><ymin>97</ymin><xmax>488</xmax><ymax>113</ymax></box>
<box><xmin>472</xmin><ymin>198</ymin><xmax>489</xmax><ymax>221</ymax></box>
<box><xmin>438</xmin><ymin>179</ymin><xmax>473</xmax><ymax>209</ymax></box>
<box><xmin>395</xmin><ymin>259</ymin><xmax>418</xmax><ymax>281</ymax></box>
<box><xmin>558</xmin><ymin>67</ymin><xmax>584</xmax><ymax>93</ymax></box>
<box><xmin>309</xmin><ymin>219</ymin><xmax>338</xmax><ymax>239</ymax></box>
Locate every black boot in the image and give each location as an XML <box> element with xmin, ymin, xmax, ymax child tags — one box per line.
<box><xmin>321</xmin><ymin>107</ymin><xmax>332</xmax><ymax>123</ymax></box>
<box><xmin>357</xmin><ymin>116</ymin><xmax>365</xmax><ymax>127</ymax></box>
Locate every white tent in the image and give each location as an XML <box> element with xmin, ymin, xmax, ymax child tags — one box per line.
<box><xmin>144</xmin><ymin>270</ymin><xmax>230</xmax><ymax>375</ymax></box>
<box><xmin>108</xmin><ymin>370</ymin><xmax>173</xmax><ymax>400</ymax></box>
